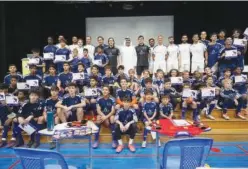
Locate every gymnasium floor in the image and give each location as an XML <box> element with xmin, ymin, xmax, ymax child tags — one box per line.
<box><xmin>1</xmin><ymin>142</ymin><xmax>248</xmax><ymax>169</ymax></box>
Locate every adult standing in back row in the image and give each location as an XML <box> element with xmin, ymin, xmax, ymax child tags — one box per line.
<box><xmin>104</xmin><ymin>38</ymin><xmax>120</xmax><ymax>75</ymax></box>
<box><xmin>135</xmin><ymin>35</ymin><xmax>150</xmax><ymax>78</ymax></box>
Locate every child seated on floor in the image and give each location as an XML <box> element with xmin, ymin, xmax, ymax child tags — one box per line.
<box><xmin>115</xmin><ymin>97</ymin><xmax>138</xmax><ymax>153</ymax></box>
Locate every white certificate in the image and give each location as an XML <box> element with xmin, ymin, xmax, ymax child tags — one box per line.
<box><xmin>225</xmin><ymin>50</ymin><xmax>237</xmax><ymax>58</ymax></box>
<box><xmin>19</xmin><ymin>123</ymin><xmax>36</xmax><ymax>135</ymax></box>
<box><xmin>243</xmin><ymin>65</ymin><xmax>248</xmax><ymax>73</ymax></box>
<box><xmin>28</xmin><ymin>58</ymin><xmax>40</xmax><ymax>65</ymax></box>
<box><xmin>43</xmin><ymin>53</ymin><xmax>54</xmax><ymax>60</ymax></box>
<box><xmin>26</xmin><ymin>79</ymin><xmax>39</xmax><ymax>87</ymax></box>
<box><xmin>235</xmin><ymin>75</ymin><xmax>247</xmax><ymax>83</ymax></box>
<box><xmin>170</xmin><ymin>77</ymin><xmax>183</xmax><ymax>84</ymax></box>
<box><xmin>201</xmin><ymin>88</ymin><xmax>215</xmax><ymax>97</ymax></box>
<box><xmin>173</xmin><ymin>120</ymin><xmax>190</xmax><ymax>126</ymax></box>
<box><xmin>17</xmin><ymin>82</ymin><xmax>30</xmax><ymax>90</ymax></box>
<box><xmin>233</xmin><ymin>39</ymin><xmax>245</xmax><ymax>47</ymax></box>
<box><xmin>5</xmin><ymin>95</ymin><xmax>19</xmax><ymax>105</ymax></box>
<box><xmin>0</xmin><ymin>93</ymin><xmax>5</xmax><ymax>101</ymax></box>
<box><xmin>244</xmin><ymin>27</ymin><xmax>248</xmax><ymax>37</ymax></box>
<box><xmin>73</xmin><ymin>73</ymin><xmax>84</xmax><ymax>80</ymax></box>
<box><xmin>93</xmin><ymin>59</ymin><xmax>102</xmax><ymax>66</ymax></box>
<box><xmin>182</xmin><ymin>89</ymin><xmax>197</xmax><ymax>98</ymax></box>
<box><xmin>55</xmin><ymin>55</ymin><xmax>66</xmax><ymax>62</ymax></box>
<box><xmin>84</xmin><ymin>88</ymin><xmax>98</xmax><ymax>97</ymax></box>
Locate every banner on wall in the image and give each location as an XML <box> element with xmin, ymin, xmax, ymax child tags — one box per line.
<box><xmin>22</xmin><ymin>58</ymin><xmax>29</xmax><ymax>76</ymax></box>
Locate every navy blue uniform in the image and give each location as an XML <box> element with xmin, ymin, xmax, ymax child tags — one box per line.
<box><xmin>55</xmin><ymin>48</ymin><xmax>71</xmax><ymax>73</ymax></box>
<box><xmin>70</xmin><ymin>57</ymin><xmax>80</xmax><ymax>73</ymax></box>
<box><xmin>23</xmin><ymin>74</ymin><xmax>43</xmax><ymax>85</ymax></box>
<box><xmin>58</xmin><ymin>72</ymin><xmax>73</xmax><ymax>89</ymax></box>
<box><xmin>115</xmin><ymin>108</ymin><xmax>137</xmax><ymax>125</ymax></box>
<box><xmin>233</xmin><ymin>41</ymin><xmax>246</xmax><ymax>69</ymax></box>
<box><xmin>116</xmin><ymin>88</ymin><xmax>134</xmax><ymax>101</ymax></box>
<box><xmin>218</xmin><ymin>46</ymin><xmax>238</xmax><ymax>73</ymax></box>
<box><xmin>115</xmin><ymin>73</ymin><xmax>129</xmax><ymax>84</ymax></box>
<box><xmin>142</xmin><ymin>101</ymin><xmax>157</xmax><ymax>121</ymax></box>
<box><xmin>159</xmin><ymin>103</ymin><xmax>173</xmax><ymax>117</ymax></box>
<box><xmin>207</xmin><ymin>42</ymin><xmax>223</xmax><ymax>68</ymax></box>
<box><xmin>96</xmin><ymin>96</ymin><xmax>115</xmax><ymax>115</ymax></box>
<box><xmin>43</xmin><ymin>74</ymin><xmax>59</xmax><ymax>87</ymax></box>
<box><xmin>44</xmin><ymin>97</ymin><xmax>60</xmax><ymax>112</ymax></box>
<box><xmin>94</xmin><ymin>53</ymin><xmax>109</xmax><ymax>75</ymax></box>
<box><xmin>4</xmin><ymin>73</ymin><xmax>23</xmax><ymax>85</ymax></box>
<box><xmin>80</xmin><ymin>57</ymin><xmax>91</xmax><ymax>73</ymax></box>
<box><xmin>217</xmin><ymin>39</ymin><xmax>225</xmax><ymax>46</ymax></box>
<box><xmin>18</xmin><ymin>100</ymin><xmax>44</xmax><ymax>118</ymax></box>
<box><xmin>102</xmin><ymin>75</ymin><xmax>116</xmax><ymax>86</ymax></box>
<box><xmin>201</xmin><ymin>40</ymin><xmax>210</xmax><ymax>47</ymax></box>
<box><xmin>43</xmin><ymin>45</ymin><xmax>57</xmax><ymax>71</ymax></box>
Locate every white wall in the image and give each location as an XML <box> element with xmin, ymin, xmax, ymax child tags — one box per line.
<box><xmin>86</xmin><ymin>16</ymin><xmax>174</xmax><ymax>47</ymax></box>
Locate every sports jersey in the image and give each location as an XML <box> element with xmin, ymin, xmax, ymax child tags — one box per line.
<box><xmin>142</xmin><ymin>101</ymin><xmax>157</xmax><ymax>117</ymax></box>
<box><xmin>232</xmin><ymin>74</ymin><xmax>247</xmax><ymax>94</ymax></box>
<box><xmin>70</xmin><ymin>57</ymin><xmax>80</xmax><ymax>73</ymax></box>
<box><xmin>23</xmin><ymin>74</ymin><xmax>42</xmax><ymax>85</ymax></box>
<box><xmin>4</xmin><ymin>73</ymin><xmax>23</xmax><ymax>85</ymax></box>
<box><xmin>153</xmin><ymin>45</ymin><xmax>167</xmax><ymax>62</ymax></box>
<box><xmin>218</xmin><ymin>46</ymin><xmax>238</xmax><ymax>71</ymax></box>
<box><xmin>220</xmin><ymin>88</ymin><xmax>239</xmax><ymax>100</ymax></box>
<box><xmin>190</xmin><ymin>42</ymin><xmax>206</xmax><ymax>63</ymax></box>
<box><xmin>104</xmin><ymin>46</ymin><xmax>120</xmax><ymax>67</ymax></box>
<box><xmin>116</xmin><ymin>88</ymin><xmax>134</xmax><ymax>101</ymax></box>
<box><xmin>201</xmin><ymin>39</ymin><xmax>210</xmax><ymax>47</ymax></box>
<box><xmin>179</xmin><ymin>43</ymin><xmax>191</xmax><ymax>65</ymax></box>
<box><xmin>44</xmin><ymin>97</ymin><xmax>60</xmax><ymax>112</ymax></box>
<box><xmin>102</xmin><ymin>75</ymin><xmax>116</xmax><ymax>86</ymax></box>
<box><xmin>80</xmin><ymin>56</ymin><xmax>91</xmax><ymax>73</ymax></box>
<box><xmin>115</xmin><ymin>73</ymin><xmax>129</xmax><ymax>84</ymax></box>
<box><xmin>96</xmin><ymin>96</ymin><xmax>115</xmax><ymax>115</ymax></box>
<box><xmin>159</xmin><ymin>103</ymin><xmax>173</xmax><ymax>116</ymax></box>
<box><xmin>58</xmin><ymin>72</ymin><xmax>73</xmax><ymax>89</ymax></box>
<box><xmin>55</xmin><ymin>48</ymin><xmax>71</xmax><ymax>73</ymax></box>
<box><xmin>135</xmin><ymin>44</ymin><xmax>150</xmax><ymax>66</ymax></box>
<box><xmin>207</xmin><ymin>42</ymin><xmax>223</xmax><ymax>68</ymax></box>
<box><xmin>140</xmin><ymin>87</ymin><xmax>158</xmax><ymax>97</ymax></box>
<box><xmin>217</xmin><ymin>39</ymin><xmax>225</xmax><ymax>46</ymax></box>
<box><xmin>167</xmin><ymin>44</ymin><xmax>179</xmax><ymax>71</ymax></box>
<box><xmin>62</xmin><ymin>95</ymin><xmax>83</xmax><ymax>107</ymax></box>
<box><xmin>43</xmin><ymin>74</ymin><xmax>59</xmax><ymax>87</ymax></box>
<box><xmin>115</xmin><ymin>108</ymin><xmax>137</xmax><ymax>125</ymax></box>
<box><xmin>18</xmin><ymin>100</ymin><xmax>44</xmax><ymax>118</ymax></box>
<box><xmin>43</xmin><ymin>45</ymin><xmax>57</xmax><ymax>71</ymax></box>
<box><xmin>93</xmin><ymin>53</ymin><xmax>109</xmax><ymax>75</ymax></box>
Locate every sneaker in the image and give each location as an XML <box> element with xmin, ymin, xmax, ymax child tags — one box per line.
<box><xmin>128</xmin><ymin>144</ymin><xmax>136</xmax><ymax>152</ymax></box>
<box><xmin>27</xmin><ymin>140</ymin><xmax>34</xmax><ymax>148</ymax></box>
<box><xmin>206</xmin><ymin>114</ymin><xmax>215</xmax><ymax>120</ymax></box>
<box><xmin>237</xmin><ymin>113</ymin><xmax>246</xmax><ymax>120</ymax></box>
<box><xmin>112</xmin><ymin>141</ymin><xmax>117</xmax><ymax>149</ymax></box>
<box><xmin>49</xmin><ymin>142</ymin><xmax>56</xmax><ymax>150</ymax></box>
<box><xmin>92</xmin><ymin>141</ymin><xmax>99</xmax><ymax>149</ymax></box>
<box><xmin>33</xmin><ymin>142</ymin><xmax>40</xmax><ymax>148</ymax></box>
<box><xmin>222</xmin><ymin>114</ymin><xmax>230</xmax><ymax>120</ymax></box>
<box><xmin>6</xmin><ymin>140</ymin><xmax>17</xmax><ymax>148</ymax></box>
<box><xmin>116</xmin><ymin>145</ymin><xmax>124</xmax><ymax>153</ymax></box>
<box><xmin>141</xmin><ymin>141</ymin><xmax>146</xmax><ymax>148</ymax></box>
<box><xmin>0</xmin><ymin>141</ymin><xmax>7</xmax><ymax>148</ymax></box>
<box><xmin>215</xmin><ymin>105</ymin><xmax>222</xmax><ymax>110</ymax></box>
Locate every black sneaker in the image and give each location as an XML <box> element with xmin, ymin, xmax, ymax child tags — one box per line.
<box><xmin>27</xmin><ymin>140</ymin><xmax>34</xmax><ymax>148</ymax></box>
<box><xmin>49</xmin><ymin>142</ymin><xmax>56</xmax><ymax>150</ymax></box>
<box><xmin>0</xmin><ymin>141</ymin><xmax>7</xmax><ymax>148</ymax></box>
<box><xmin>33</xmin><ymin>142</ymin><xmax>40</xmax><ymax>148</ymax></box>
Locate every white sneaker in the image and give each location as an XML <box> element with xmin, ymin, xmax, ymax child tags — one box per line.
<box><xmin>215</xmin><ymin>105</ymin><xmax>222</xmax><ymax>110</ymax></box>
<box><xmin>142</xmin><ymin>141</ymin><xmax>147</xmax><ymax>148</ymax></box>
<box><xmin>206</xmin><ymin>114</ymin><xmax>215</xmax><ymax>120</ymax></box>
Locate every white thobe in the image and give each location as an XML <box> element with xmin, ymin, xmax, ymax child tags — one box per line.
<box><xmin>120</xmin><ymin>45</ymin><xmax>137</xmax><ymax>74</ymax></box>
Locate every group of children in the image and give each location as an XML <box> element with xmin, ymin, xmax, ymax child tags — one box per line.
<box><xmin>1</xmin><ymin>58</ymin><xmax>248</xmax><ymax>153</ymax></box>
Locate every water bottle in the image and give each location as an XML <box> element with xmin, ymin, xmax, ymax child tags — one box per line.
<box><xmin>47</xmin><ymin>107</ymin><xmax>54</xmax><ymax>131</ymax></box>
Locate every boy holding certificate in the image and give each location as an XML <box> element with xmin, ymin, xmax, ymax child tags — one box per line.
<box><xmin>29</xmin><ymin>48</ymin><xmax>45</xmax><ymax>77</ymax></box>
<box><xmin>218</xmin><ymin>38</ymin><xmax>239</xmax><ymax>75</ymax></box>
<box><xmin>232</xmin><ymin>29</ymin><xmax>247</xmax><ymax>69</ymax></box>
<box><xmin>84</xmin><ymin>76</ymin><xmax>102</xmax><ymax>118</ymax></box>
<box><xmin>220</xmin><ymin>80</ymin><xmax>245</xmax><ymax>120</ymax></box>
<box><xmin>161</xmin><ymin>78</ymin><xmax>181</xmax><ymax>109</ymax></box>
<box><xmin>141</xmin><ymin>89</ymin><xmax>158</xmax><ymax>148</ymax></box>
<box><xmin>56</xmin><ymin>83</ymin><xmax>85</xmax><ymax>123</ymax></box>
<box><xmin>232</xmin><ymin>67</ymin><xmax>248</xmax><ymax>114</ymax></box>
<box><xmin>181</xmin><ymin>83</ymin><xmax>199</xmax><ymax>123</ymax></box>
<box><xmin>93</xmin><ymin>46</ymin><xmax>109</xmax><ymax>75</ymax></box>
<box><xmin>115</xmin><ymin>97</ymin><xmax>138</xmax><ymax>153</ymax></box>
<box><xmin>73</xmin><ymin>62</ymin><xmax>89</xmax><ymax>93</ymax></box>
<box><xmin>23</xmin><ymin>65</ymin><xmax>43</xmax><ymax>85</ymax></box>
<box><xmin>54</xmin><ymin>38</ymin><xmax>71</xmax><ymax>73</ymax></box>
<box><xmin>200</xmin><ymin>76</ymin><xmax>219</xmax><ymax>120</ymax></box>
<box><xmin>16</xmin><ymin>90</ymin><xmax>45</xmax><ymax>148</ymax></box>
<box><xmin>93</xmin><ymin>86</ymin><xmax>116</xmax><ymax>148</ymax></box>
<box><xmin>57</xmin><ymin>62</ymin><xmax>73</xmax><ymax>95</ymax></box>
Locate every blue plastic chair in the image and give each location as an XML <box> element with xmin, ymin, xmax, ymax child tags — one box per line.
<box><xmin>13</xmin><ymin>148</ymin><xmax>78</xmax><ymax>169</ymax></box>
<box><xmin>161</xmin><ymin>137</ymin><xmax>213</xmax><ymax>169</ymax></box>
